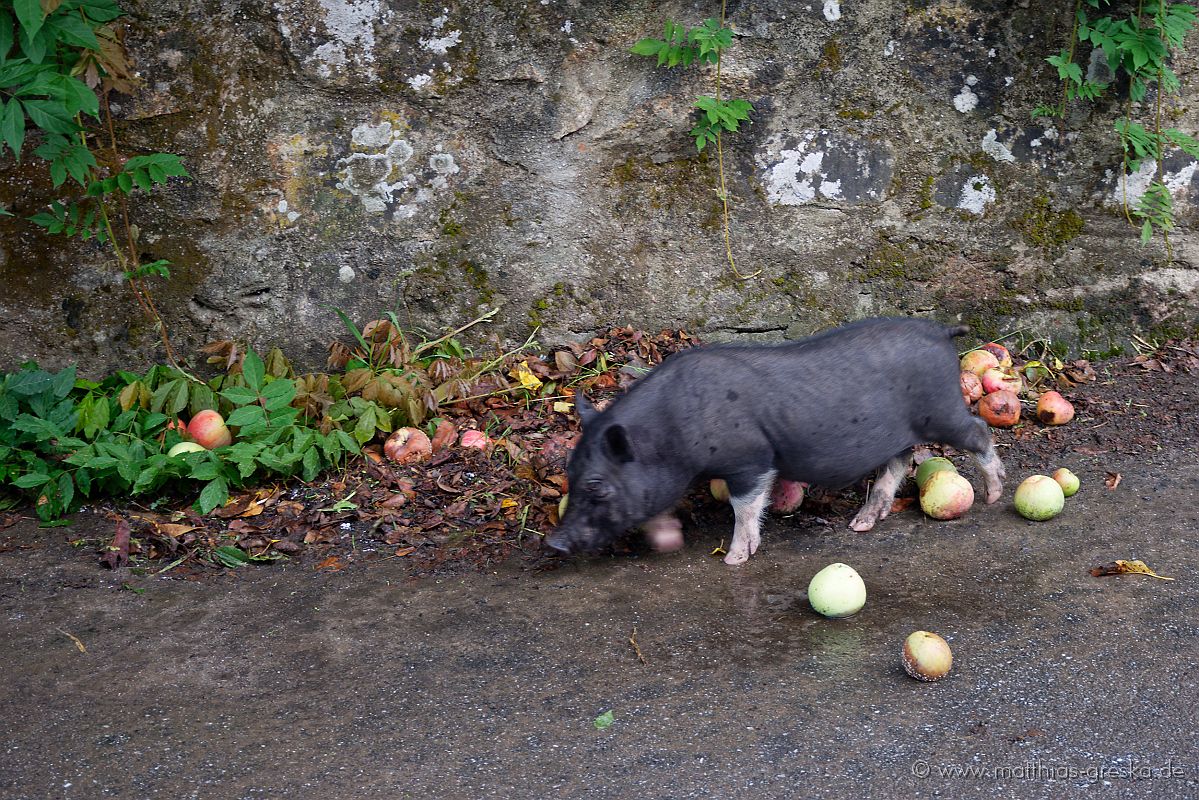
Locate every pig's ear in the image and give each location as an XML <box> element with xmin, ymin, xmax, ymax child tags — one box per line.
<box><xmin>602</xmin><ymin>424</ymin><xmax>635</xmax><ymax>463</ymax></box>
<box><xmin>576</xmin><ymin>394</ymin><xmax>599</xmax><ymax>426</ymax></box>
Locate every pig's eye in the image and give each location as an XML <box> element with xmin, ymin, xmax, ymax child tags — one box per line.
<box><xmin>585</xmin><ymin>478</ymin><xmax>613</xmax><ymax>499</ymax></box>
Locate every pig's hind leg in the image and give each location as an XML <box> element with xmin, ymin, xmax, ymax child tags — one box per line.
<box><xmin>724</xmin><ymin>470</ymin><xmax>777</xmax><ymax>566</ymax></box>
<box><xmin>932</xmin><ymin>415</ymin><xmax>1005</xmax><ymax>503</ymax></box>
<box><xmin>849</xmin><ymin>454</ymin><xmax>909</xmax><ymax>532</ymax></box>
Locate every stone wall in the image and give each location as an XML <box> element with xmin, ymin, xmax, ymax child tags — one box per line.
<box><xmin>3</xmin><ymin>0</ymin><xmax>1198</xmax><ymax>374</ymax></box>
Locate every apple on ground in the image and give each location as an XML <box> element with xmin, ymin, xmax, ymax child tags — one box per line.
<box><xmin>1036</xmin><ymin>391</ymin><xmax>1075</xmax><ymax>425</ymax></box>
<box><xmin>1014</xmin><ymin>475</ymin><xmax>1066</xmax><ymax>520</ymax></box>
<box><xmin>187</xmin><ymin>410</ymin><xmax>232</xmax><ymax>449</ymax></box>
<box><xmin>978</xmin><ymin>390</ymin><xmax>1021</xmax><ymax>427</ymax></box>
<box><xmin>960</xmin><ymin>350</ymin><xmax>1000</xmax><ymax>376</ymax></box>
<box><xmin>919</xmin><ymin>470</ymin><xmax>974</xmax><ymax>520</ymax></box>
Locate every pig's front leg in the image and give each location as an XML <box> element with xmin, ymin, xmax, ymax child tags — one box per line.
<box><xmin>642</xmin><ymin>512</ymin><xmax>684</xmax><ymax>552</ymax></box>
<box><xmin>725</xmin><ymin>471</ymin><xmax>777</xmax><ymax>565</ymax></box>
<box><xmin>850</xmin><ymin>455</ymin><xmax>909</xmax><ymax>532</ymax></box>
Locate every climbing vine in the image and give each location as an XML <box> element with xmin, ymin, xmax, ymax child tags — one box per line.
<box><xmin>1035</xmin><ymin>0</ymin><xmax>1199</xmax><ymax>249</ymax></box>
<box><xmin>0</xmin><ymin>0</ymin><xmax>189</xmax><ymax>364</ymax></box>
<box><xmin>631</xmin><ymin>5</ymin><xmax>757</xmax><ymax>279</ymax></box>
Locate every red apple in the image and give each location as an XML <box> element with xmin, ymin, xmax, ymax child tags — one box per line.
<box><xmin>187</xmin><ymin>409</ymin><xmax>232</xmax><ymax>449</ymax></box>
<box><xmin>770</xmin><ymin>480</ymin><xmax>806</xmax><ymax>514</ymax></box>
<box><xmin>978</xmin><ymin>390</ymin><xmax>1021</xmax><ymax>427</ymax></box>
<box><xmin>980</xmin><ymin>367</ymin><xmax>1021</xmax><ymax>395</ymax></box>
<box><xmin>960</xmin><ymin>371</ymin><xmax>983</xmax><ymax>404</ymax></box>
<box><xmin>981</xmin><ymin>342</ymin><xmax>1012</xmax><ymax>369</ymax></box>
<box><xmin>960</xmin><ymin>349</ymin><xmax>1000</xmax><ymax>376</ymax></box>
<box><xmin>384</xmin><ymin>427</ymin><xmax>432</xmax><ymax>464</ymax></box>
<box><xmin>460</xmin><ymin>429</ymin><xmax>491</xmax><ymax>450</ymax></box>
<box><xmin>1036</xmin><ymin>391</ymin><xmax>1075</xmax><ymax>425</ymax></box>
<box><xmin>919</xmin><ymin>470</ymin><xmax>974</xmax><ymax>520</ymax></box>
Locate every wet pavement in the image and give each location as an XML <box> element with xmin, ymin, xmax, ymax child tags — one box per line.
<box><xmin>2</xmin><ymin>445</ymin><xmax>1198</xmax><ymax>799</ymax></box>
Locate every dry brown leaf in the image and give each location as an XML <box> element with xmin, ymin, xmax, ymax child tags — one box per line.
<box><xmin>156</xmin><ymin>523</ymin><xmax>197</xmax><ymax>538</ymax></box>
<box><xmin>394</xmin><ymin>546</ymin><xmax>416</xmax><ymax>557</ymax></box>
<box><xmin>1089</xmin><ymin>559</ymin><xmax>1174</xmax><ymax>581</ymax></box>
<box><xmin>890</xmin><ymin>496</ymin><xmax>917</xmax><ymax>514</ymax></box>
<box><xmin>315</xmin><ymin>555</ymin><xmax>344</xmax><ymax>572</ymax></box>
<box><xmin>1105</xmin><ymin>472</ymin><xmax>1122</xmax><ymax>490</ymax></box>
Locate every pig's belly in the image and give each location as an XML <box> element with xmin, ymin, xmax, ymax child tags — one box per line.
<box><xmin>772</xmin><ymin>439</ymin><xmax>915</xmax><ymax>488</ymax></box>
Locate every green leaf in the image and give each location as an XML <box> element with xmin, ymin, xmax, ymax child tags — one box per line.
<box><xmin>594</xmin><ymin>710</ymin><xmax>614</xmax><ymax>730</ymax></box>
<box><xmin>225</xmin><ymin>405</ymin><xmax>265</xmax><ymax>428</ymax></box>
<box><xmin>116</xmin><ymin>171</ymin><xmax>133</xmax><ymax>193</ymax></box>
<box><xmin>17</xmin><ymin>23</ymin><xmax>51</xmax><ymax>64</ymax></box>
<box><xmin>212</xmin><ymin>544</ymin><xmax>249</xmax><ymax>568</ymax></box>
<box><xmin>261</xmin><ymin>378</ymin><xmax>296</xmax><ymax>411</ymax></box>
<box><xmin>189</xmin><ymin>383</ymin><xmax>216</xmax><ymax>418</ymax></box>
<box><xmin>50</xmin><ymin>365</ymin><xmax>76</xmax><ymax>398</ymax></box>
<box><xmin>1141</xmin><ymin>219</ymin><xmax>1153</xmax><ymax>243</ymax></box>
<box><xmin>78</xmin><ymin>0</ymin><xmax>124</xmax><ymax>23</ymax></box>
<box><xmin>13</xmin><ymin>472</ymin><xmax>51</xmax><ymax>488</ymax></box>
<box><xmin>242</xmin><ymin>350</ymin><xmax>265</xmax><ymax>392</ymax></box>
<box><xmin>7</xmin><ymin>368</ymin><xmax>54</xmax><ymax>396</ymax></box>
<box><xmin>165</xmin><ymin>378</ymin><xmax>190</xmax><ymax>415</ymax></box>
<box><xmin>220</xmin><ymin>385</ymin><xmax>259</xmax><ymax>405</ymax></box>
<box><xmin>22</xmin><ymin>99</ymin><xmax>77</xmax><ymax>134</ymax></box>
<box><xmin>0</xmin><ymin>9</ymin><xmax>14</xmax><ymax>57</ymax></box>
<box><xmin>301</xmin><ymin>444</ymin><xmax>321</xmax><ymax>482</ymax></box>
<box><xmin>50</xmin><ymin>74</ymin><xmax>99</xmax><ymax>118</ymax></box>
<box><xmin>630</xmin><ymin>38</ymin><xmax>664</xmax><ymax>56</ymax></box>
<box><xmin>44</xmin><ymin>15</ymin><xmax>99</xmax><ymax>50</ymax></box>
<box><xmin>1</xmin><ymin>99</ymin><xmax>25</xmax><ymax>158</ymax></box>
<box><xmin>13</xmin><ymin>0</ymin><xmax>44</xmax><ymax>40</ymax></box>
<box><xmin>197</xmin><ymin>476</ymin><xmax>229</xmax><ymax>515</ymax></box>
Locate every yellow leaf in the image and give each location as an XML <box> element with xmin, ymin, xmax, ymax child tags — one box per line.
<box><xmin>710</xmin><ymin>539</ymin><xmax>727</xmax><ymax>557</ymax></box>
<box><xmin>500</xmin><ymin>498</ymin><xmax>518</xmax><ymax>509</ymax></box>
<box><xmin>552</xmin><ymin>401</ymin><xmax>574</xmax><ymax>413</ymax></box>
<box><xmin>510</xmin><ymin>360</ymin><xmax>543</xmax><ymax>391</ymax></box>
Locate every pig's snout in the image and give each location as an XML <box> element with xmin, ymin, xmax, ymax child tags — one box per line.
<box><xmin>543</xmin><ymin>530</ymin><xmax>577</xmax><ymax>555</ymax></box>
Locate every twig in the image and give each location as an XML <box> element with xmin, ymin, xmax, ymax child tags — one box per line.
<box><xmin>55</xmin><ymin>627</ymin><xmax>87</xmax><ymax>654</ymax></box>
<box><xmin>412</xmin><ymin>307</ymin><xmax>501</xmax><ymax>359</ymax></box>
<box><xmin>628</xmin><ymin>626</ymin><xmax>647</xmax><ymax>665</ymax></box>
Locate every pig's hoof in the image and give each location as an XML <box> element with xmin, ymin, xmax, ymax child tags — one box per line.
<box><xmin>985</xmin><ymin>486</ymin><xmax>1003</xmax><ymax>504</ymax></box>
<box><xmin>723</xmin><ymin>549</ymin><xmax>749</xmax><ymax>566</ymax></box>
<box><xmin>849</xmin><ymin>516</ymin><xmax>877</xmax><ymax>532</ymax></box>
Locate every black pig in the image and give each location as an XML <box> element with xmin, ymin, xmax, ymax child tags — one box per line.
<box><xmin>545</xmin><ymin>317</ymin><xmax>1005</xmax><ymax>564</ymax></box>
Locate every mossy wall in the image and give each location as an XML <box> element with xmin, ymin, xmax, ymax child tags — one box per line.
<box><xmin>2</xmin><ymin>0</ymin><xmax>1198</xmax><ymax>373</ymax></box>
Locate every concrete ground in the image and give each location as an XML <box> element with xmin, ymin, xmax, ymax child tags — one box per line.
<box><xmin>2</xmin><ymin>444</ymin><xmax>1197</xmax><ymax>799</ymax></box>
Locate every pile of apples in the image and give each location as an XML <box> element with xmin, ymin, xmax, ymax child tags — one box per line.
<box><xmin>959</xmin><ymin>342</ymin><xmax>1075</xmax><ymax>429</ymax></box>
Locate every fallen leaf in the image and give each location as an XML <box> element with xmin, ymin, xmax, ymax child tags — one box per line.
<box><xmin>890</xmin><ymin>496</ymin><xmax>917</xmax><ymax>513</ymax></box>
<box><xmin>594</xmin><ymin>710</ymin><xmax>615</xmax><ymax>730</ymax></box>
<box><xmin>315</xmin><ymin>555</ymin><xmax>344</xmax><ymax>572</ymax></box>
<box><xmin>1105</xmin><ymin>472</ymin><xmax>1122</xmax><ymax>490</ymax></box>
<box><xmin>431</xmin><ymin>419</ymin><xmax>458</xmax><ymax>452</ymax></box>
<box><xmin>552</xmin><ymin>401</ymin><xmax>574</xmax><ymax>414</ymax></box>
<box><xmin>156</xmin><ymin>523</ymin><xmax>198</xmax><ymax>538</ymax></box>
<box><xmin>101</xmin><ymin>519</ymin><xmax>131</xmax><ymax>569</ymax></box>
<box><xmin>510</xmin><ymin>360</ymin><xmax>544</xmax><ymax>391</ymax></box>
<box><xmin>1089</xmin><ymin>559</ymin><xmax>1174</xmax><ymax>581</ymax></box>
<box><xmin>394</xmin><ymin>546</ymin><xmax>415</xmax><ymax>557</ymax></box>
<box><xmin>710</xmin><ymin>540</ymin><xmax>727</xmax><ymax>557</ymax></box>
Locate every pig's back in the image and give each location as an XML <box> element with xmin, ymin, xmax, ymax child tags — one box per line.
<box><xmin>618</xmin><ymin>318</ymin><xmax>967</xmax><ymax>486</ymax></box>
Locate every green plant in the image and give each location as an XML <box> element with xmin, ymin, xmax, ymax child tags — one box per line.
<box><xmin>0</xmin><ymin>358</ymin><xmax>360</xmax><ymax>522</ymax></box>
<box><xmin>0</xmin><ymin>0</ymin><xmax>190</xmax><ymax>362</ymax></box>
<box><xmin>631</xmin><ymin>5</ymin><xmax>758</xmax><ymax>279</ymax></box>
<box><xmin>1036</xmin><ymin>0</ymin><xmax>1198</xmax><ymax>248</ymax></box>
